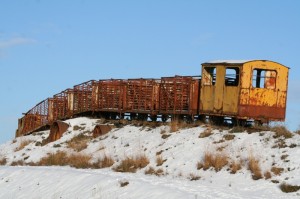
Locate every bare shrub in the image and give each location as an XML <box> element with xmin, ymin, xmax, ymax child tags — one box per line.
<box><xmin>248</xmin><ymin>155</ymin><xmax>262</xmax><ymax>180</ymax></box>
<box><xmin>189</xmin><ymin>173</ymin><xmax>201</xmax><ymax>181</ymax></box>
<box><xmin>156</xmin><ymin>155</ymin><xmax>166</xmax><ymax>166</ymax></box>
<box><xmin>0</xmin><ymin>157</ymin><xmax>7</xmax><ymax>165</ymax></box>
<box><xmin>67</xmin><ymin>134</ymin><xmax>92</xmax><ymax>152</ymax></box>
<box><xmin>271</xmin><ymin>167</ymin><xmax>284</xmax><ymax>176</ymax></box>
<box><xmin>271</xmin><ymin>125</ymin><xmax>293</xmax><ymax>139</ymax></box>
<box><xmin>170</xmin><ymin>120</ymin><xmax>179</xmax><ymax>132</ymax></box>
<box><xmin>119</xmin><ymin>180</ymin><xmax>129</xmax><ymax>187</ymax></box>
<box><xmin>15</xmin><ymin>139</ymin><xmax>32</xmax><ymax>152</ymax></box>
<box><xmin>67</xmin><ymin>153</ymin><xmax>92</xmax><ymax>169</ymax></box>
<box><xmin>93</xmin><ymin>154</ymin><xmax>115</xmax><ymax>168</ymax></box>
<box><xmin>223</xmin><ymin>134</ymin><xmax>235</xmax><ymax>141</ymax></box>
<box><xmin>264</xmin><ymin>171</ymin><xmax>272</xmax><ymax>179</ymax></box>
<box><xmin>114</xmin><ymin>154</ymin><xmax>149</xmax><ymax>173</ymax></box>
<box><xmin>230</xmin><ymin>126</ymin><xmax>246</xmax><ymax>133</ymax></box>
<box><xmin>11</xmin><ymin>160</ymin><xmax>25</xmax><ymax>166</ymax></box>
<box><xmin>280</xmin><ymin>182</ymin><xmax>300</xmax><ymax>193</ymax></box>
<box><xmin>73</xmin><ymin>125</ymin><xmax>85</xmax><ymax>131</ymax></box>
<box><xmin>145</xmin><ymin>167</ymin><xmax>164</xmax><ymax>176</ymax></box>
<box><xmin>38</xmin><ymin>151</ymin><xmax>68</xmax><ymax>166</ymax></box>
<box><xmin>230</xmin><ymin>160</ymin><xmax>242</xmax><ymax>174</ymax></box>
<box><xmin>198</xmin><ymin>152</ymin><xmax>228</xmax><ymax>171</ymax></box>
<box><xmin>37</xmin><ymin>151</ymin><xmax>92</xmax><ymax>168</ymax></box>
<box><xmin>199</xmin><ymin>128</ymin><xmax>212</xmax><ymax>138</ymax></box>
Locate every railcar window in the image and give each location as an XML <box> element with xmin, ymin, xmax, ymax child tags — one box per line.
<box><xmin>203</xmin><ymin>67</ymin><xmax>216</xmax><ymax>86</ymax></box>
<box><xmin>225</xmin><ymin>67</ymin><xmax>239</xmax><ymax>86</ymax></box>
<box><xmin>252</xmin><ymin>69</ymin><xmax>276</xmax><ymax>89</ymax></box>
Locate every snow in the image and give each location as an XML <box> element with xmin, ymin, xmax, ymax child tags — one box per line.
<box><xmin>0</xmin><ymin>117</ymin><xmax>300</xmax><ymax>198</ymax></box>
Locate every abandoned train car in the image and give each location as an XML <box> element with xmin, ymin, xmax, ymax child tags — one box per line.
<box><xmin>16</xmin><ymin>59</ymin><xmax>289</xmax><ymax>137</ymax></box>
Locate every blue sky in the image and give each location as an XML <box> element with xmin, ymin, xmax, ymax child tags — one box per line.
<box><xmin>0</xmin><ymin>0</ymin><xmax>299</xmax><ymax>143</ymax></box>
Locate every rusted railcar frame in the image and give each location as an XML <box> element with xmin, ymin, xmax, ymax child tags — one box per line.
<box><xmin>73</xmin><ymin>80</ymin><xmax>98</xmax><ymax>116</ymax></box>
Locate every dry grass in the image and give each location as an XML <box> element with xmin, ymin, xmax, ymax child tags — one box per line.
<box><xmin>264</xmin><ymin>171</ymin><xmax>272</xmax><ymax>179</ymax></box>
<box><xmin>93</xmin><ymin>154</ymin><xmax>115</xmax><ymax>168</ymax></box>
<box><xmin>67</xmin><ymin>134</ymin><xmax>92</xmax><ymax>152</ymax></box>
<box><xmin>271</xmin><ymin>167</ymin><xmax>284</xmax><ymax>176</ymax></box>
<box><xmin>199</xmin><ymin>128</ymin><xmax>212</xmax><ymax>138</ymax></box>
<box><xmin>198</xmin><ymin>152</ymin><xmax>228</xmax><ymax>172</ymax></box>
<box><xmin>114</xmin><ymin>154</ymin><xmax>149</xmax><ymax>173</ymax></box>
<box><xmin>73</xmin><ymin>125</ymin><xmax>85</xmax><ymax>131</ymax></box>
<box><xmin>156</xmin><ymin>155</ymin><xmax>166</xmax><ymax>166</ymax></box>
<box><xmin>170</xmin><ymin>120</ymin><xmax>180</xmax><ymax>132</ymax></box>
<box><xmin>10</xmin><ymin>160</ymin><xmax>25</xmax><ymax>166</ymax></box>
<box><xmin>271</xmin><ymin>125</ymin><xmax>293</xmax><ymax>139</ymax></box>
<box><xmin>223</xmin><ymin>134</ymin><xmax>235</xmax><ymax>141</ymax></box>
<box><xmin>248</xmin><ymin>155</ymin><xmax>262</xmax><ymax>180</ymax></box>
<box><xmin>189</xmin><ymin>173</ymin><xmax>201</xmax><ymax>181</ymax></box>
<box><xmin>279</xmin><ymin>182</ymin><xmax>300</xmax><ymax>193</ymax></box>
<box><xmin>0</xmin><ymin>157</ymin><xmax>7</xmax><ymax>165</ymax></box>
<box><xmin>15</xmin><ymin>139</ymin><xmax>32</xmax><ymax>152</ymax></box>
<box><xmin>144</xmin><ymin>167</ymin><xmax>164</xmax><ymax>176</ymax></box>
<box><xmin>229</xmin><ymin>160</ymin><xmax>242</xmax><ymax>174</ymax></box>
<box><xmin>37</xmin><ymin>151</ymin><xmax>92</xmax><ymax>169</ymax></box>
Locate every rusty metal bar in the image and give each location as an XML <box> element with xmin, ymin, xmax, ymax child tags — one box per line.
<box><xmin>159</xmin><ymin>76</ymin><xmax>200</xmax><ymax>115</ymax></box>
<box><xmin>73</xmin><ymin>80</ymin><xmax>97</xmax><ymax>115</ymax></box>
<box><xmin>94</xmin><ymin>79</ymin><xmax>126</xmax><ymax>112</ymax></box>
<box><xmin>125</xmin><ymin>78</ymin><xmax>160</xmax><ymax>114</ymax></box>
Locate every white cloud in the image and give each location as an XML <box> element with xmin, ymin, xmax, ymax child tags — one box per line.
<box><xmin>0</xmin><ymin>37</ymin><xmax>36</xmax><ymax>49</ymax></box>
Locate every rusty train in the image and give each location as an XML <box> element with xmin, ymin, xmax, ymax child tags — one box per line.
<box><xmin>16</xmin><ymin>60</ymin><xmax>289</xmax><ymax>137</ymax></box>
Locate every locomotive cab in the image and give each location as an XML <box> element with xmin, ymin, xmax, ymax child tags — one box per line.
<box><xmin>200</xmin><ymin>60</ymin><xmax>289</xmax><ymax>124</ymax></box>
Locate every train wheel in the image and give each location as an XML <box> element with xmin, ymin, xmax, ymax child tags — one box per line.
<box><xmin>150</xmin><ymin>115</ymin><xmax>157</xmax><ymax>122</ymax></box>
<box><xmin>185</xmin><ymin>115</ymin><xmax>193</xmax><ymax>123</ymax></box>
<box><xmin>161</xmin><ymin>115</ymin><xmax>168</xmax><ymax>122</ymax></box>
<box><xmin>198</xmin><ymin>115</ymin><xmax>206</xmax><ymax>123</ymax></box>
<box><xmin>210</xmin><ymin>116</ymin><xmax>224</xmax><ymax>126</ymax></box>
<box><xmin>138</xmin><ymin>114</ymin><xmax>148</xmax><ymax>121</ymax></box>
<box><xmin>130</xmin><ymin>113</ymin><xmax>137</xmax><ymax>120</ymax></box>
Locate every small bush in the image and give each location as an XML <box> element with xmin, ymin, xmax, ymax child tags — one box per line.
<box><xmin>37</xmin><ymin>151</ymin><xmax>92</xmax><ymax>168</ymax></box>
<box><xmin>73</xmin><ymin>125</ymin><xmax>85</xmax><ymax>131</ymax></box>
<box><xmin>271</xmin><ymin>125</ymin><xmax>293</xmax><ymax>139</ymax></box>
<box><xmin>198</xmin><ymin>152</ymin><xmax>228</xmax><ymax>172</ymax></box>
<box><xmin>248</xmin><ymin>155</ymin><xmax>262</xmax><ymax>180</ymax></box>
<box><xmin>93</xmin><ymin>154</ymin><xmax>115</xmax><ymax>168</ymax></box>
<box><xmin>170</xmin><ymin>120</ymin><xmax>179</xmax><ymax>132</ymax></box>
<box><xmin>189</xmin><ymin>173</ymin><xmax>201</xmax><ymax>181</ymax></box>
<box><xmin>279</xmin><ymin>183</ymin><xmax>300</xmax><ymax>193</ymax></box>
<box><xmin>199</xmin><ymin>128</ymin><xmax>212</xmax><ymax>138</ymax></box>
<box><xmin>156</xmin><ymin>155</ymin><xmax>166</xmax><ymax>166</ymax></box>
<box><xmin>114</xmin><ymin>154</ymin><xmax>149</xmax><ymax>173</ymax></box>
<box><xmin>145</xmin><ymin>167</ymin><xmax>164</xmax><ymax>176</ymax></box>
<box><xmin>11</xmin><ymin>160</ymin><xmax>25</xmax><ymax>166</ymax></box>
<box><xmin>264</xmin><ymin>171</ymin><xmax>272</xmax><ymax>179</ymax></box>
<box><xmin>67</xmin><ymin>153</ymin><xmax>92</xmax><ymax>169</ymax></box>
<box><xmin>15</xmin><ymin>139</ymin><xmax>32</xmax><ymax>151</ymax></box>
<box><xmin>119</xmin><ymin>180</ymin><xmax>129</xmax><ymax>187</ymax></box>
<box><xmin>38</xmin><ymin>151</ymin><xmax>68</xmax><ymax>166</ymax></box>
<box><xmin>271</xmin><ymin>167</ymin><xmax>284</xmax><ymax>176</ymax></box>
<box><xmin>67</xmin><ymin>134</ymin><xmax>92</xmax><ymax>152</ymax></box>
<box><xmin>230</xmin><ymin>160</ymin><xmax>242</xmax><ymax>174</ymax></box>
<box><xmin>230</xmin><ymin>126</ymin><xmax>245</xmax><ymax>133</ymax></box>
<box><xmin>0</xmin><ymin>157</ymin><xmax>7</xmax><ymax>165</ymax></box>
<box><xmin>223</xmin><ymin>134</ymin><xmax>235</xmax><ymax>141</ymax></box>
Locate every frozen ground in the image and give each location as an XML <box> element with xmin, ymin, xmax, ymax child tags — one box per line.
<box><xmin>0</xmin><ymin>117</ymin><xmax>299</xmax><ymax>199</ymax></box>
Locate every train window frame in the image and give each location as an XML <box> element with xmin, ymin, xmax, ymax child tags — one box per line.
<box><xmin>203</xmin><ymin>67</ymin><xmax>216</xmax><ymax>86</ymax></box>
<box><xmin>252</xmin><ymin>69</ymin><xmax>277</xmax><ymax>89</ymax></box>
<box><xmin>225</xmin><ymin>67</ymin><xmax>240</xmax><ymax>86</ymax></box>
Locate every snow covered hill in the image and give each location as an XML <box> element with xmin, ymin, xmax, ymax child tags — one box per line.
<box><xmin>0</xmin><ymin>117</ymin><xmax>300</xmax><ymax>199</ymax></box>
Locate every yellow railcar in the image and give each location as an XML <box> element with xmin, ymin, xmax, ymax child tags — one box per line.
<box><xmin>200</xmin><ymin>60</ymin><xmax>289</xmax><ymax>124</ymax></box>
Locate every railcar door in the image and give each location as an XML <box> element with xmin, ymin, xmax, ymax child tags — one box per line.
<box><xmin>200</xmin><ymin>65</ymin><xmax>240</xmax><ymax>115</ymax></box>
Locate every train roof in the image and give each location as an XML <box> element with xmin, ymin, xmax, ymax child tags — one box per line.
<box><xmin>202</xmin><ymin>60</ymin><xmax>290</xmax><ymax>69</ymax></box>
